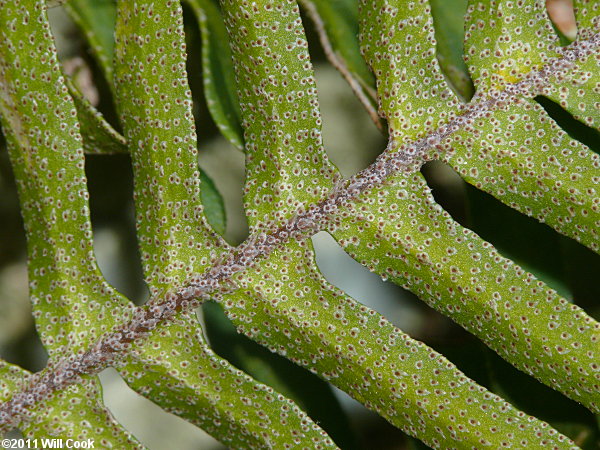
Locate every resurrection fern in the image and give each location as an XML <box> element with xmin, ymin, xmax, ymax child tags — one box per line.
<box><xmin>0</xmin><ymin>0</ymin><xmax>598</xmax><ymax>448</ymax></box>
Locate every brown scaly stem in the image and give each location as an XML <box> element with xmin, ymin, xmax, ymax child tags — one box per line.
<box><xmin>0</xmin><ymin>32</ymin><xmax>597</xmax><ymax>434</ymax></box>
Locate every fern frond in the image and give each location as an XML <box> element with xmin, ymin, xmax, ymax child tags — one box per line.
<box><xmin>0</xmin><ymin>0</ymin><xmax>597</xmax><ymax>447</ymax></box>
<box><xmin>1</xmin><ymin>357</ymin><xmax>140</xmax><ymax>446</ymax></box>
<box><xmin>114</xmin><ymin>0</ymin><xmax>227</xmax><ymax>285</ymax></box>
<box><xmin>221</xmin><ymin>0</ymin><xmax>340</xmax><ymax>233</ymax></box>
<box><xmin>65</xmin><ymin>0</ymin><xmax>116</xmax><ymax>87</ymax></box>
<box><xmin>187</xmin><ymin>0</ymin><xmax>245</xmax><ymax>151</ymax></box>
<box><xmin>445</xmin><ymin>98</ymin><xmax>600</xmax><ymax>252</ymax></box>
<box><xmin>112</xmin><ymin>1</ymin><xmax>335</xmax><ymax>446</ymax></box>
<box><xmin>441</xmin><ymin>0</ymin><xmax>600</xmax><ymax>252</ymax></box>
<box><xmin>548</xmin><ymin>0</ymin><xmax>599</xmax><ymax>128</ymax></box>
<box><xmin>332</xmin><ymin>170</ymin><xmax>600</xmax><ymax>411</ymax></box>
<box><xmin>0</xmin><ymin>1</ymin><xmax>139</xmax><ymax>444</ymax></box>
<box><xmin>228</xmin><ymin>241</ymin><xmax>577</xmax><ymax>448</ymax></box>
<box><xmin>341</xmin><ymin>0</ymin><xmax>600</xmax><ymax>411</ymax></box>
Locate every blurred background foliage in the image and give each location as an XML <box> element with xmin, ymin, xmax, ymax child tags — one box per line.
<box><xmin>0</xmin><ymin>0</ymin><xmax>598</xmax><ymax>448</ymax></box>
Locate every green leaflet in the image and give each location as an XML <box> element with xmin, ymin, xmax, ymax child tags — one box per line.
<box><xmin>1</xmin><ymin>360</ymin><xmax>141</xmax><ymax>447</ymax></box>
<box><xmin>69</xmin><ymin>80</ymin><xmax>227</xmax><ymax>232</ymax></box>
<box><xmin>0</xmin><ymin>78</ymin><xmax>127</xmax><ymax>156</ymax></box>
<box><xmin>65</xmin><ymin>0</ymin><xmax>228</xmax><ymax>230</ymax></box>
<box><xmin>300</xmin><ymin>0</ymin><xmax>375</xmax><ymax>98</ymax></box>
<box><xmin>302</xmin><ymin>0</ymin><xmax>472</xmax><ymax>126</ymax></box>
<box><xmin>66</xmin><ymin>81</ymin><xmax>128</xmax><ymax>155</ymax></box>
<box><xmin>69</xmin><ymin>78</ymin><xmax>227</xmax><ymax>230</ymax></box>
<box><xmin>37</xmin><ymin>0</ymin><xmax>124</xmax><ymax>158</ymax></box>
<box><xmin>113</xmin><ymin>1</ymin><xmax>335</xmax><ymax>447</ymax></box>
<box><xmin>330</xmin><ymin>170</ymin><xmax>600</xmax><ymax>412</ymax></box>
<box><xmin>445</xmin><ymin>0</ymin><xmax>600</xmax><ymax>254</ymax></box>
<box><xmin>359</xmin><ymin>0</ymin><xmax>462</xmax><ymax>148</ymax></box>
<box><xmin>353</xmin><ymin>1</ymin><xmax>599</xmax><ymax>413</ymax></box>
<box><xmin>464</xmin><ymin>0</ymin><xmax>599</xmax><ymax>131</ymax></box>
<box><xmin>66</xmin><ymin>0</ymin><xmax>248</xmax><ymax>152</ymax></box>
<box><xmin>202</xmin><ymin>301</ymin><xmax>359</xmax><ymax>450</ymax></box>
<box><xmin>66</xmin><ymin>0</ymin><xmax>117</xmax><ymax>87</ymax></box>
<box><xmin>429</xmin><ymin>0</ymin><xmax>474</xmax><ymax>100</ymax></box>
<box><xmin>119</xmin><ymin>313</ymin><xmax>337</xmax><ymax>449</ymax></box>
<box><xmin>463</xmin><ymin>0</ymin><xmax>560</xmax><ymax>92</ymax></box>
<box><xmin>69</xmin><ymin>81</ymin><xmax>227</xmax><ymax>234</ymax></box>
<box><xmin>214</xmin><ymin>4</ymin><xmax>357</xmax><ymax>440</ymax></box>
<box><xmin>0</xmin><ymin>361</ymin><xmax>28</xmax><ymax>403</ymax></box>
<box><xmin>221</xmin><ymin>0</ymin><xmax>339</xmax><ymax>232</ymax></box>
<box><xmin>0</xmin><ymin>0</ymin><xmax>139</xmax><ymax>444</ymax></box>
<box><xmin>545</xmin><ymin>49</ymin><xmax>600</xmax><ymax>130</ymax></box>
<box><xmin>547</xmin><ymin>0</ymin><xmax>600</xmax><ymax>130</ymax></box>
<box><xmin>114</xmin><ymin>0</ymin><xmax>226</xmax><ymax>290</ymax></box>
<box><xmin>224</xmin><ymin>241</ymin><xmax>576</xmax><ymax>448</ymax></box>
<box><xmin>187</xmin><ymin>0</ymin><xmax>245</xmax><ymax>151</ymax></box>
<box><xmin>0</xmin><ymin>0</ymin><xmax>131</xmax><ymax>359</ymax></box>
<box><xmin>116</xmin><ymin>307</ymin><xmax>335</xmax><ymax>449</ymax></box>
<box><xmin>573</xmin><ymin>0</ymin><xmax>600</xmax><ymax>39</ymax></box>
<box><xmin>20</xmin><ymin>378</ymin><xmax>142</xmax><ymax>447</ymax></box>
<box><xmin>2</xmin><ymin>0</ymin><xmax>599</xmax><ymax>446</ymax></box>
<box><xmin>0</xmin><ymin>0</ymin><xmax>332</xmax><ymax>446</ymax></box>
<box><xmin>222</xmin><ymin>0</ymin><xmax>582</xmax><ymax>445</ymax></box>
<box><xmin>67</xmin><ymin>0</ymin><xmax>248</xmax><ymax>152</ymax></box>
<box><xmin>444</xmin><ymin>98</ymin><xmax>600</xmax><ymax>253</ymax></box>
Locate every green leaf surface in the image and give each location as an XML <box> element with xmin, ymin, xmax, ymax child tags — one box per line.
<box><xmin>2</xmin><ymin>0</ymin><xmax>599</xmax><ymax>446</ymax></box>
<box><xmin>481</xmin><ymin>348</ymin><xmax>599</xmax><ymax>449</ymax></box>
<box><xmin>463</xmin><ymin>0</ymin><xmax>560</xmax><ymax>92</ymax></box>
<box><xmin>352</xmin><ymin>0</ymin><xmax>600</xmax><ymax>409</ymax></box>
<box><xmin>330</xmin><ymin>170</ymin><xmax>600</xmax><ymax>412</ymax></box>
<box><xmin>573</xmin><ymin>0</ymin><xmax>600</xmax><ymax>39</ymax></box>
<box><xmin>464</xmin><ymin>0</ymin><xmax>599</xmax><ymax>131</ymax></box>
<box><xmin>113</xmin><ymin>2</ymin><xmax>335</xmax><ymax>447</ymax></box>
<box><xmin>444</xmin><ymin>99</ymin><xmax>600</xmax><ymax>254</ymax></box>
<box><xmin>0</xmin><ymin>80</ymin><xmax>126</xmax><ymax>157</ymax></box>
<box><xmin>0</xmin><ymin>0</ymin><xmax>132</xmax><ymax>357</ymax></box>
<box><xmin>187</xmin><ymin>0</ymin><xmax>245</xmax><ymax>151</ymax></box>
<box><xmin>537</xmin><ymin>95</ymin><xmax>600</xmax><ymax>155</ymax></box>
<box><xmin>0</xmin><ymin>3</ymin><xmax>140</xmax><ymax>444</ymax></box>
<box><xmin>119</xmin><ymin>313</ymin><xmax>336</xmax><ymax>449</ymax></box>
<box><xmin>114</xmin><ymin>0</ymin><xmax>226</xmax><ymax>291</ymax></box>
<box><xmin>545</xmin><ymin>44</ymin><xmax>599</xmax><ymax>130</ymax></box>
<box><xmin>1</xmin><ymin>362</ymin><xmax>142</xmax><ymax>448</ymax></box>
<box><xmin>359</xmin><ymin>0</ymin><xmax>461</xmax><ymax>147</ymax></box>
<box><xmin>429</xmin><ymin>0</ymin><xmax>474</xmax><ymax>100</ymax></box>
<box><xmin>462</xmin><ymin>183</ymin><xmax>572</xmax><ymax>300</ymax></box>
<box><xmin>222</xmin><ymin>241</ymin><xmax>576</xmax><ymax>448</ymax></box>
<box><xmin>301</xmin><ymin>0</ymin><xmax>375</xmax><ymax>97</ymax></box>
<box><xmin>20</xmin><ymin>376</ymin><xmax>142</xmax><ymax>448</ymax></box>
<box><xmin>0</xmin><ymin>361</ymin><xmax>29</xmax><ymax>404</ymax></box>
<box><xmin>66</xmin><ymin>80</ymin><xmax>128</xmax><ymax>155</ymax></box>
<box><xmin>65</xmin><ymin>0</ymin><xmax>117</xmax><ymax>86</ymax></box>
<box><xmin>221</xmin><ymin>0</ymin><xmax>339</xmax><ymax>232</ymax></box>
<box><xmin>448</xmin><ymin>1</ymin><xmax>600</xmax><ymax>253</ymax></box>
<box><xmin>203</xmin><ymin>301</ymin><xmax>359</xmax><ymax>450</ymax></box>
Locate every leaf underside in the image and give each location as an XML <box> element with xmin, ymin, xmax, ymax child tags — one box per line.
<box><xmin>0</xmin><ymin>0</ymin><xmax>598</xmax><ymax>448</ymax></box>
